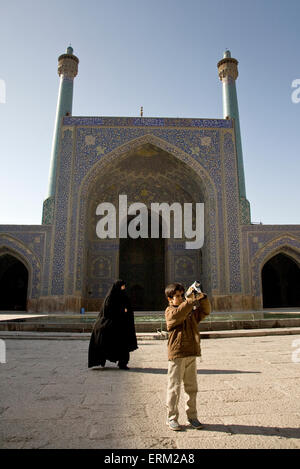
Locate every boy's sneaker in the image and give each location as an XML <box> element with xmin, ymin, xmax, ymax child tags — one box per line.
<box><xmin>187</xmin><ymin>418</ymin><xmax>203</xmax><ymax>429</ymax></box>
<box><xmin>166</xmin><ymin>419</ymin><xmax>182</xmax><ymax>431</ymax></box>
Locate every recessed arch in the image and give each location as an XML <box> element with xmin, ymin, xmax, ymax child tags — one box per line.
<box><xmin>0</xmin><ymin>235</ymin><xmax>42</xmax><ymax>301</ymax></box>
<box><xmin>0</xmin><ymin>252</ymin><xmax>28</xmax><ymax>311</ymax></box>
<box><xmin>73</xmin><ymin>134</ymin><xmax>218</xmax><ymax>301</ymax></box>
<box><xmin>262</xmin><ymin>252</ymin><xmax>300</xmax><ymax>308</ymax></box>
<box><xmin>251</xmin><ymin>235</ymin><xmax>300</xmax><ymax>307</ymax></box>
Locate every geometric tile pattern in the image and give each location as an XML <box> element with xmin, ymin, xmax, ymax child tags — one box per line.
<box><xmin>241</xmin><ymin>226</ymin><xmax>300</xmax><ymax>298</ymax></box>
<box><xmin>0</xmin><ymin>116</ymin><xmax>299</xmax><ymax>311</ymax></box>
<box><xmin>0</xmin><ymin>229</ymin><xmax>44</xmax><ymax>298</ymax></box>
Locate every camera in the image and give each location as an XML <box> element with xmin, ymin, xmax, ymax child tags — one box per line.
<box><xmin>185</xmin><ymin>280</ymin><xmax>202</xmax><ymax>299</ymax></box>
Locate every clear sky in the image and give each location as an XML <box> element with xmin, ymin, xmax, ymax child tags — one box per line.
<box><xmin>0</xmin><ymin>0</ymin><xmax>299</xmax><ymax>225</ymax></box>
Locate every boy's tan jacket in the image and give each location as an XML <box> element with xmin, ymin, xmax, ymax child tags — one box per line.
<box><xmin>165</xmin><ymin>296</ymin><xmax>211</xmax><ymax>360</ymax></box>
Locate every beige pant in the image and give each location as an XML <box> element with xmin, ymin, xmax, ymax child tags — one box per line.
<box><xmin>166</xmin><ymin>356</ymin><xmax>198</xmax><ymax>422</ymax></box>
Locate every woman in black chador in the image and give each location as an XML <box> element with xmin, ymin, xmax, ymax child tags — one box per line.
<box><xmin>88</xmin><ymin>279</ymin><xmax>138</xmax><ymax>369</ymax></box>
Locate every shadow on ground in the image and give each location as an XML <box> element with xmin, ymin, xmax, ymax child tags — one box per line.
<box><xmin>182</xmin><ymin>423</ymin><xmax>300</xmax><ymax>439</ymax></box>
<box><xmin>91</xmin><ymin>366</ymin><xmax>260</xmax><ymax>375</ymax></box>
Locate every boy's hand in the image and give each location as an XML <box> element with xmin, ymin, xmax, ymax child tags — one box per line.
<box><xmin>194</xmin><ymin>292</ymin><xmax>205</xmax><ymax>300</ymax></box>
<box><xmin>186</xmin><ymin>287</ymin><xmax>205</xmax><ymax>301</ymax></box>
<box><xmin>190</xmin><ymin>291</ymin><xmax>204</xmax><ymax>301</ymax></box>
<box><xmin>186</xmin><ymin>286</ymin><xmax>194</xmax><ymax>297</ymax></box>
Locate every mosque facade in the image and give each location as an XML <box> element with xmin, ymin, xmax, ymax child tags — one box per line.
<box><xmin>0</xmin><ymin>47</ymin><xmax>299</xmax><ymax>313</ymax></box>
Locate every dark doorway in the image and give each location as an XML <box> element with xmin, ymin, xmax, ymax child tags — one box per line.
<box><xmin>0</xmin><ymin>254</ymin><xmax>28</xmax><ymax>311</ymax></box>
<box><xmin>262</xmin><ymin>253</ymin><xmax>300</xmax><ymax>308</ymax></box>
<box><xmin>119</xmin><ymin>215</ymin><xmax>165</xmax><ymax>311</ymax></box>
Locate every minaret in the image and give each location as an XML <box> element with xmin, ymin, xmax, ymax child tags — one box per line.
<box><xmin>218</xmin><ymin>50</ymin><xmax>250</xmax><ymax>223</ymax></box>
<box><xmin>218</xmin><ymin>50</ymin><xmax>246</xmax><ymax>198</ymax></box>
<box><xmin>43</xmin><ymin>46</ymin><xmax>79</xmax><ymax>224</ymax></box>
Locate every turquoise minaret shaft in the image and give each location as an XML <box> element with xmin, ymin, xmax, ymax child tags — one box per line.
<box><xmin>47</xmin><ymin>46</ymin><xmax>79</xmax><ymax>198</ymax></box>
<box><xmin>218</xmin><ymin>50</ymin><xmax>246</xmax><ymax>199</ymax></box>
<box><xmin>218</xmin><ymin>50</ymin><xmax>251</xmax><ymax>224</ymax></box>
<box><xmin>42</xmin><ymin>47</ymin><xmax>79</xmax><ymax>224</ymax></box>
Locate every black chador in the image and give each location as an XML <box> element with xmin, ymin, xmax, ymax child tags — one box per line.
<box><xmin>88</xmin><ymin>279</ymin><xmax>138</xmax><ymax>369</ymax></box>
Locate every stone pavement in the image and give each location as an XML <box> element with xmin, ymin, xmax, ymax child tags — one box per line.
<box><xmin>0</xmin><ymin>333</ymin><xmax>300</xmax><ymax>449</ymax></box>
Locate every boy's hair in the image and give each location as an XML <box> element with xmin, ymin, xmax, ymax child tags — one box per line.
<box><xmin>165</xmin><ymin>282</ymin><xmax>185</xmax><ymax>300</ymax></box>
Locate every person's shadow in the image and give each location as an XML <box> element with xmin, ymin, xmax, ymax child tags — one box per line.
<box><xmin>125</xmin><ymin>368</ymin><xmax>261</xmax><ymax>375</ymax></box>
<box><xmin>180</xmin><ymin>422</ymin><xmax>300</xmax><ymax>439</ymax></box>
<box><xmin>92</xmin><ymin>367</ymin><xmax>260</xmax><ymax>375</ymax></box>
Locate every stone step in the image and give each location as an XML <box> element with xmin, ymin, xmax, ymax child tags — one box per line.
<box><xmin>0</xmin><ymin>327</ymin><xmax>300</xmax><ymax>341</ymax></box>
<box><xmin>1</xmin><ymin>311</ymin><xmax>300</xmax><ymax>334</ymax></box>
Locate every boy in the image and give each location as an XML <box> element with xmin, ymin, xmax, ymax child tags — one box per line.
<box><xmin>165</xmin><ymin>282</ymin><xmax>211</xmax><ymax>431</ymax></box>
